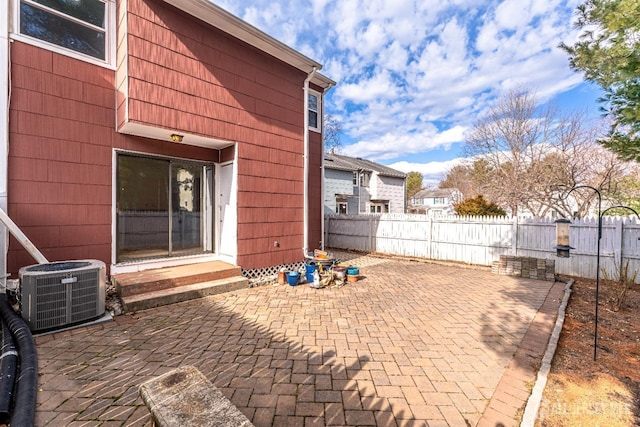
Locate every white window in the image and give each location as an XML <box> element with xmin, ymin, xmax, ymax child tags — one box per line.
<box><xmin>308</xmin><ymin>91</ymin><xmax>321</xmax><ymax>132</ymax></box>
<box><xmin>359</xmin><ymin>172</ymin><xmax>370</xmax><ymax>187</ymax></box>
<box><xmin>369</xmin><ymin>202</ymin><xmax>388</xmax><ymax>213</ymax></box>
<box><xmin>13</xmin><ymin>0</ymin><xmax>115</xmax><ymax>67</ymax></box>
<box><xmin>336</xmin><ymin>202</ymin><xmax>347</xmax><ymax>214</ymax></box>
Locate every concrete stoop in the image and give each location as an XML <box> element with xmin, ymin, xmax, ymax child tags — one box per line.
<box><xmin>112</xmin><ymin>261</ymin><xmax>248</xmax><ymax>312</ymax></box>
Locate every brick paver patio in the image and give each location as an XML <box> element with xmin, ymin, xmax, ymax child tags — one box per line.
<box><xmin>34</xmin><ymin>252</ymin><xmax>561</xmax><ymax>426</ymax></box>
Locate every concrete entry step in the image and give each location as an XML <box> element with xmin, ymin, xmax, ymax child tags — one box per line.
<box><xmin>139</xmin><ymin>365</ymin><xmax>254</xmax><ymax>427</ymax></box>
<box><xmin>112</xmin><ymin>261</ymin><xmax>248</xmax><ymax>312</ymax></box>
<box><xmin>112</xmin><ymin>260</ymin><xmax>242</xmax><ymax>297</ymax></box>
<box><xmin>120</xmin><ymin>276</ymin><xmax>249</xmax><ymax>312</ymax></box>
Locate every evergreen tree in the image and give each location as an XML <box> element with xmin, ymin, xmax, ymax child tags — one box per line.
<box><xmin>560</xmin><ymin>0</ymin><xmax>640</xmax><ymax>160</ymax></box>
<box><xmin>454</xmin><ymin>196</ymin><xmax>507</xmax><ymax>216</ymax></box>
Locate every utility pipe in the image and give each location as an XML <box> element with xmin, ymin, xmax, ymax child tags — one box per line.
<box><xmin>0</xmin><ymin>293</ymin><xmax>37</xmax><ymax>427</ymax></box>
<box><xmin>0</xmin><ymin>208</ymin><xmax>48</xmax><ymax>264</ymax></box>
<box><xmin>302</xmin><ymin>66</ymin><xmax>316</xmax><ymax>257</ymax></box>
<box><xmin>0</xmin><ymin>318</ymin><xmax>17</xmax><ymax>424</ymax></box>
<box><xmin>1</xmin><ymin>0</ymin><xmax>11</xmax><ymax>284</ymax></box>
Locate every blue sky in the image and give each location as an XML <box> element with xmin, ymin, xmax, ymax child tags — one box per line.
<box><xmin>216</xmin><ymin>0</ymin><xmax>603</xmax><ymax>186</ymax></box>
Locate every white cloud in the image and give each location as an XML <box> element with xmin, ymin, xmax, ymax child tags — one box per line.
<box><xmin>222</xmin><ymin>0</ymin><xmax>591</xmax><ymax>164</ymax></box>
<box><xmin>337</xmin><ymin>70</ymin><xmax>400</xmax><ymax>104</ymax></box>
<box><xmin>388</xmin><ymin>158</ymin><xmax>464</xmax><ymax>187</ymax></box>
<box><xmin>341</xmin><ymin>124</ymin><xmax>467</xmax><ymax>162</ymax></box>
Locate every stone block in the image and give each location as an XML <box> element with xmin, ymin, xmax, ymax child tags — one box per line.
<box><xmin>139</xmin><ymin>365</ymin><xmax>254</xmax><ymax>427</ymax></box>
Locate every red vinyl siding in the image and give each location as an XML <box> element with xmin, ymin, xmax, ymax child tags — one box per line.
<box><xmin>121</xmin><ymin>0</ymin><xmax>318</xmax><ymax>269</ymax></box>
<box><xmin>7</xmin><ymin>42</ymin><xmax>216</xmax><ymax>275</ymax></box>
<box><xmin>122</xmin><ymin>0</ymin><xmax>304</xmax><ymax>143</ymax></box>
<box><xmin>8</xmin><ymin>44</ymin><xmax>114</xmax><ymax>272</ymax></box>
<box><xmin>307</xmin><ymin>130</ymin><xmax>323</xmax><ymax>250</ymax></box>
<box><xmin>7</xmin><ymin>0</ymin><xmax>326</xmax><ymax>274</ymax></box>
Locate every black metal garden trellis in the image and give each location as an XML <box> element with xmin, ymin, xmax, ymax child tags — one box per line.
<box><xmin>556</xmin><ymin>185</ymin><xmax>640</xmax><ymax>361</ymax></box>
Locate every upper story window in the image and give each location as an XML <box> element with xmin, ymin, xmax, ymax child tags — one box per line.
<box><xmin>308</xmin><ymin>91</ymin><xmax>321</xmax><ymax>132</ymax></box>
<box><xmin>359</xmin><ymin>172</ymin><xmax>370</xmax><ymax>187</ymax></box>
<box><xmin>14</xmin><ymin>0</ymin><xmax>115</xmax><ymax>67</ymax></box>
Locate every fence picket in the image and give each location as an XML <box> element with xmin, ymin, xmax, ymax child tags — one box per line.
<box><xmin>324</xmin><ymin>214</ymin><xmax>640</xmax><ymax>281</ymax></box>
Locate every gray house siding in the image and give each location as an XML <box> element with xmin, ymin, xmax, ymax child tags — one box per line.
<box><xmin>324</xmin><ymin>152</ymin><xmax>407</xmax><ymax>215</ymax></box>
<box><xmin>374</xmin><ymin>175</ymin><xmax>405</xmax><ymax>213</ymax></box>
<box><xmin>347</xmin><ymin>198</ymin><xmax>359</xmax><ymax>214</ymax></box>
<box><xmin>359</xmin><ymin>186</ymin><xmax>370</xmax><ymax>213</ymax></box>
<box><xmin>324</xmin><ymin>168</ymin><xmax>354</xmax><ymax>214</ymax></box>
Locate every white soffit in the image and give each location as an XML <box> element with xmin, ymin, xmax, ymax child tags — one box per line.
<box><xmin>119</xmin><ymin>122</ymin><xmax>235</xmax><ymax>150</ymax></box>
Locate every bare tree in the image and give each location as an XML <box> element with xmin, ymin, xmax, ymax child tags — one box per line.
<box><xmin>439</xmin><ymin>160</ymin><xmax>494</xmax><ymax>203</ymax></box>
<box><xmin>463</xmin><ymin>87</ymin><xmax>629</xmax><ymax>217</ymax></box>
<box><xmin>464</xmin><ymin>87</ymin><xmax>555</xmax><ymax>216</ymax></box>
<box><xmin>323</xmin><ymin>114</ymin><xmax>343</xmax><ymax>152</ymax></box>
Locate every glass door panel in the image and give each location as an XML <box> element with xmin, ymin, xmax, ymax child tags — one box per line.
<box><xmin>116</xmin><ymin>155</ymin><xmax>170</xmax><ymax>261</ymax></box>
<box><xmin>171</xmin><ymin>163</ymin><xmax>203</xmax><ymax>255</ymax></box>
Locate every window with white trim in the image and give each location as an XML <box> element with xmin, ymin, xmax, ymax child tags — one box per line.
<box><xmin>336</xmin><ymin>201</ymin><xmax>347</xmax><ymax>214</ymax></box>
<box><xmin>308</xmin><ymin>91</ymin><xmax>321</xmax><ymax>132</ymax></box>
<box><xmin>14</xmin><ymin>0</ymin><xmax>115</xmax><ymax>66</ymax></box>
<box><xmin>369</xmin><ymin>202</ymin><xmax>389</xmax><ymax>214</ymax></box>
<box><xmin>359</xmin><ymin>172</ymin><xmax>370</xmax><ymax>187</ymax></box>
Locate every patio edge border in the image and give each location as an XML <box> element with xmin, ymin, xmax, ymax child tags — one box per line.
<box><xmin>477</xmin><ymin>279</ymin><xmax>568</xmax><ymax>427</ymax></box>
<box><xmin>520</xmin><ymin>279</ymin><xmax>574</xmax><ymax>426</ymax></box>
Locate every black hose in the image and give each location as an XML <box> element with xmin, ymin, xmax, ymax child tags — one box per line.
<box><xmin>0</xmin><ymin>293</ymin><xmax>37</xmax><ymax>427</ymax></box>
<box><xmin>0</xmin><ymin>318</ymin><xmax>18</xmax><ymax>424</ymax></box>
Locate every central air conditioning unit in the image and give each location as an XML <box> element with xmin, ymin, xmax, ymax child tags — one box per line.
<box><xmin>19</xmin><ymin>260</ymin><xmax>106</xmax><ymax>333</ymax></box>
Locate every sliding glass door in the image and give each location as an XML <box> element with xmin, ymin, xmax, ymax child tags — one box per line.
<box><xmin>116</xmin><ymin>154</ymin><xmax>212</xmax><ymax>262</ymax></box>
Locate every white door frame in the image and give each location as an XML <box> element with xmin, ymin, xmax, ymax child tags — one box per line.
<box><xmin>216</xmin><ymin>160</ymin><xmax>237</xmax><ymax>264</ymax></box>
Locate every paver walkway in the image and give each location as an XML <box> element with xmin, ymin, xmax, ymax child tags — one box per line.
<box><xmin>34</xmin><ymin>252</ymin><xmax>560</xmax><ymax>426</ymax></box>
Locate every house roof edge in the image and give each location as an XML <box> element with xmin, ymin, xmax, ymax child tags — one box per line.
<box><xmin>162</xmin><ymin>0</ymin><xmax>331</xmax><ymax>82</ymax></box>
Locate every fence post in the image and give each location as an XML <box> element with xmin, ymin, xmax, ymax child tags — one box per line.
<box><xmin>428</xmin><ymin>216</ymin><xmax>433</xmax><ymax>260</ymax></box>
<box><xmin>511</xmin><ymin>217</ymin><xmax>518</xmax><ymax>255</ymax></box>
<box><xmin>368</xmin><ymin>215</ymin><xmax>373</xmax><ymax>252</ymax></box>
<box><xmin>324</xmin><ymin>216</ymin><xmax>329</xmax><ymax>249</ymax></box>
<box><xmin>614</xmin><ymin>218</ymin><xmax>623</xmax><ymax>280</ymax></box>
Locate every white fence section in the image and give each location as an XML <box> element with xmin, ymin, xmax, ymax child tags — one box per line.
<box><xmin>324</xmin><ymin>214</ymin><xmax>640</xmax><ymax>281</ymax></box>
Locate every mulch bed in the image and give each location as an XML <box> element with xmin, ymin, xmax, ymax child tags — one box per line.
<box><xmin>538</xmin><ymin>278</ymin><xmax>640</xmax><ymax>426</ymax></box>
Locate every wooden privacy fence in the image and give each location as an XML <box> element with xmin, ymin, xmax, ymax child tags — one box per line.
<box><xmin>324</xmin><ymin>214</ymin><xmax>640</xmax><ymax>281</ymax></box>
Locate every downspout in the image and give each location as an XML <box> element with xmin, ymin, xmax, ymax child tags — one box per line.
<box><xmin>0</xmin><ymin>0</ymin><xmax>9</xmax><ymax>283</ymax></box>
<box><xmin>403</xmin><ymin>177</ymin><xmax>407</xmax><ymax>213</ymax></box>
<box><xmin>320</xmin><ymin>82</ymin><xmax>334</xmax><ymax>250</ymax></box>
<box><xmin>302</xmin><ymin>66</ymin><xmax>316</xmax><ymax>256</ymax></box>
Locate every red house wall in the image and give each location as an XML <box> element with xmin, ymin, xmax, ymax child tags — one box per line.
<box><xmin>7</xmin><ymin>42</ymin><xmax>217</xmax><ymax>275</ymax></box>
<box><xmin>308</xmin><ymin>129</ymin><xmax>323</xmax><ymax>251</ymax></box>
<box><xmin>122</xmin><ymin>0</ymin><xmax>317</xmax><ymax>269</ymax></box>
<box><xmin>7</xmin><ymin>0</ymin><xmax>325</xmax><ymax>274</ymax></box>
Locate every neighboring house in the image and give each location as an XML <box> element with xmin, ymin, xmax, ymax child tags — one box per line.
<box><xmin>324</xmin><ymin>152</ymin><xmax>406</xmax><ymax>214</ymax></box>
<box><xmin>409</xmin><ymin>188</ymin><xmax>460</xmax><ymax>216</ymax></box>
<box><xmin>0</xmin><ymin>0</ymin><xmax>335</xmax><ymax>279</ymax></box>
